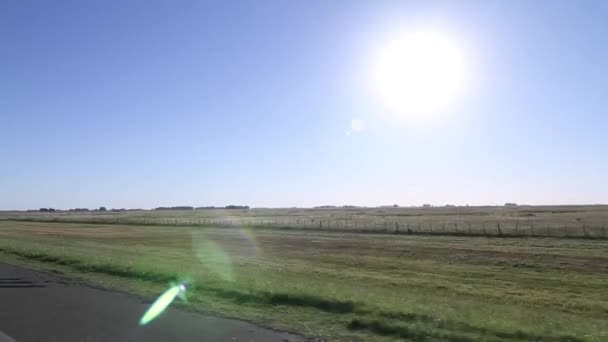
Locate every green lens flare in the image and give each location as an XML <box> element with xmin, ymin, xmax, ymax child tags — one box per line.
<box><xmin>139</xmin><ymin>284</ymin><xmax>184</xmax><ymax>326</ymax></box>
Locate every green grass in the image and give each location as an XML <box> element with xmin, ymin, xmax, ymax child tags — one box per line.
<box><xmin>0</xmin><ymin>221</ymin><xmax>606</xmax><ymax>341</ymax></box>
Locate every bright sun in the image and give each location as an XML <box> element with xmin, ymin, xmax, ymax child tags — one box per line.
<box><xmin>373</xmin><ymin>31</ymin><xmax>467</xmax><ymax>117</ymax></box>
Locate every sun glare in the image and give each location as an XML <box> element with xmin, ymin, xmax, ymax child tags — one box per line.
<box><xmin>373</xmin><ymin>31</ymin><xmax>467</xmax><ymax>118</ymax></box>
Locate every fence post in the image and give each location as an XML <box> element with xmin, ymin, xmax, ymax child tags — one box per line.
<box><xmin>395</xmin><ymin>221</ymin><xmax>399</xmax><ymax>234</ymax></box>
<box><xmin>582</xmin><ymin>224</ymin><xmax>588</xmax><ymax>238</ymax></box>
<box><xmin>497</xmin><ymin>223</ymin><xmax>503</xmax><ymax>236</ymax></box>
<box><xmin>468</xmin><ymin>223</ymin><xmax>471</xmax><ymax>234</ymax></box>
<box><xmin>603</xmin><ymin>224</ymin><xmax>606</xmax><ymax>238</ymax></box>
<box><xmin>483</xmin><ymin>223</ymin><xmax>487</xmax><ymax>235</ymax></box>
<box><xmin>442</xmin><ymin>223</ymin><xmax>446</xmax><ymax>233</ymax></box>
<box><xmin>530</xmin><ymin>223</ymin><xmax>534</xmax><ymax>236</ymax></box>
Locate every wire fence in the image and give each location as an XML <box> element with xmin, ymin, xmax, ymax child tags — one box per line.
<box><xmin>2</xmin><ymin>215</ymin><xmax>607</xmax><ymax>239</ymax></box>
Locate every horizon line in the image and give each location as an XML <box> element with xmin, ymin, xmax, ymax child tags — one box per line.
<box><xmin>2</xmin><ymin>203</ymin><xmax>608</xmax><ymax>212</ymax></box>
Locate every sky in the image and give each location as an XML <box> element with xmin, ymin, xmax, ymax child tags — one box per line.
<box><xmin>1</xmin><ymin>0</ymin><xmax>607</xmax><ymax>209</ymax></box>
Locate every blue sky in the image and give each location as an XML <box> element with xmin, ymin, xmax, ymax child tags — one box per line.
<box><xmin>1</xmin><ymin>1</ymin><xmax>607</xmax><ymax>209</ymax></box>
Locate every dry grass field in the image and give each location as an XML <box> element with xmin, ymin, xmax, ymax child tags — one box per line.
<box><xmin>2</xmin><ymin>205</ymin><xmax>608</xmax><ymax>238</ymax></box>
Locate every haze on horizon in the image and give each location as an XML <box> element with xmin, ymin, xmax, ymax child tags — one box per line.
<box><xmin>2</xmin><ymin>1</ymin><xmax>607</xmax><ymax>210</ymax></box>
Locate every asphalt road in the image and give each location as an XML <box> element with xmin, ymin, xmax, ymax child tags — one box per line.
<box><xmin>0</xmin><ymin>262</ymin><xmax>303</xmax><ymax>342</ymax></box>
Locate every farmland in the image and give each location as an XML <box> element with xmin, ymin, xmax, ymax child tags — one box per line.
<box><xmin>2</xmin><ymin>205</ymin><xmax>608</xmax><ymax>238</ymax></box>
<box><xmin>0</xmin><ymin>210</ymin><xmax>607</xmax><ymax>341</ymax></box>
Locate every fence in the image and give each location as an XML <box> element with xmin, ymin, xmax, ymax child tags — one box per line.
<box><xmin>1</xmin><ymin>215</ymin><xmax>607</xmax><ymax>239</ymax></box>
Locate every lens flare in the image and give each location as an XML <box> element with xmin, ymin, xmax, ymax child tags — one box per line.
<box><xmin>191</xmin><ymin>219</ymin><xmax>261</xmax><ymax>283</ymax></box>
<box><xmin>192</xmin><ymin>232</ymin><xmax>235</xmax><ymax>282</ymax></box>
<box><xmin>220</xmin><ymin>215</ymin><xmax>261</xmax><ymax>259</ymax></box>
<box><xmin>236</xmin><ymin>226</ymin><xmax>260</xmax><ymax>258</ymax></box>
<box><xmin>139</xmin><ymin>282</ymin><xmax>187</xmax><ymax>326</ymax></box>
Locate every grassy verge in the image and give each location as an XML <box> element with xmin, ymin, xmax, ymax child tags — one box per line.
<box><xmin>0</xmin><ymin>221</ymin><xmax>606</xmax><ymax>341</ymax></box>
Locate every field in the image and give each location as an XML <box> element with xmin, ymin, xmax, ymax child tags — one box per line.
<box><xmin>3</xmin><ymin>205</ymin><xmax>608</xmax><ymax>238</ymax></box>
<box><xmin>0</xmin><ymin>212</ymin><xmax>607</xmax><ymax>341</ymax></box>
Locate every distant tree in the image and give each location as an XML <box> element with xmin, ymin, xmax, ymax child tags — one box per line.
<box><xmin>99</xmin><ymin>206</ymin><xmax>107</xmax><ymax>212</ymax></box>
<box><xmin>225</xmin><ymin>205</ymin><xmax>249</xmax><ymax>210</ymax></box>
<box><xmin>504</xmin><ymin>203</ymin><xmax>518</xmax><ymax>207</ymax></box>
<box><xmin>422</xmin><ymin>204</ymin><xmax>432</xmax><ymax>208</ymax></box>
<box><xmin>39</xmin><ymin>208</ymin><xmax>49</xmax><ymax>212</ymax></box>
